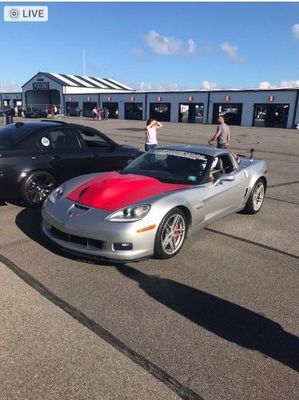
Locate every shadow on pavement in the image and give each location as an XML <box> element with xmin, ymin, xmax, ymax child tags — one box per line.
<box><xmin>15</xmin><ymin>208</ymin><xmax>299</xmax><ymax>372</ymax></box>
<box><xmin>116</xmin><ymin>127</ymin><xmax>144</xmax><ymax>132</ymax></box>
<box><xmin>15</xmin><ymin>207</ymin><xmax>116</xmax><ymax>267</ymax></box>
<box><xmin>116</xmin><ymin>264</ymin><xmax>299</xmax><ymax>372</ymax></box>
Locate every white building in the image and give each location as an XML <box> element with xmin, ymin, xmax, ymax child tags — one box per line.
<box><xmin>1</xmin><ymin>72</ymin><xmax>298</xmax><ymax>128</ymax></box>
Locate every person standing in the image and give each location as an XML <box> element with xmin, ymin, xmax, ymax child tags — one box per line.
<box><xmin>97</xmin><ymin>106</ymin><xmax>102</xmax><ymax>120</ymax></box>
<box><xmin>75</xmin><ymin>106</ymin><xmax>81</xmax><ymax>117</ymax></box>
<box><xmin>208</xmin><ymin>115</ymin><xmax>231</xmax><ymax>148</ymax></box>
<box><xmin>92</xmin><ymin>107</ymin><xmax>98</xmax><ymax>120</ymax></box>
<box><xmin>144</xmin><ymin>119</ymin><xmax>163</xmax><ymax>151</ymax></box>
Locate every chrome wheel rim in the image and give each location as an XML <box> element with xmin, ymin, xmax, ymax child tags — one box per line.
<box><xmin>27</xmin><ymin>174</ymin><xmax>55</xmax><ymax>204</ymax></box>
<box><xmin>252</xmin><ymin>182</ymin><xmax>264</xmax><ymax>211</ymax></box>
<box><xmin>161</xmin><ymin>214</ymin><xmax>186</xmax><ymax>255</ymax></box>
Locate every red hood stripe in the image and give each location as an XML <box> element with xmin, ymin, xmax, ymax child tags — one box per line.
<box><xmin>66</xmin><ymin>172</ymin><xmax>190</xmax><ymax>211</ymax></box>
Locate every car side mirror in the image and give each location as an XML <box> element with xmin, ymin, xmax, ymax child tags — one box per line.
<box><xmin>110</xmin><ymin>142</ymin><xmax>120</xmax><ymax>152</ymax></box>
<box><xmin>214</xmin><ymin>175</ymin><xmax>235</xmax><ymax>186</ymax></box>
<box><xmin>221</xmin><ymin>175</ymin><xmax>235</xmax><ymax>182</ymax></box>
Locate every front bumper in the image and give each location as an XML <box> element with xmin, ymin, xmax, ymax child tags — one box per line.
<box><xmin>42</xmin><ymin>198</ymin><xmax>157</xmax><ymax>261</ymax></box>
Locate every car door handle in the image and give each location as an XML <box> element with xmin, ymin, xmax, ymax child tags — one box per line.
<box><xmin>89</xmin><ymin>154</ymin><xmax>98</xmax><ymax>158</ymax></box>
<box><xmin>50</xmin><ymin>155</ymin><xmax>61</xmax><ymax>160</ymax></box>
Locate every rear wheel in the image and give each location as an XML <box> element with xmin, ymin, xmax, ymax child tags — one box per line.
<box><xmin>154</xmin><ymin>208</ymin><xmax>187</xmax><ymax>259</ymax></box>
<box><xmin>244</xmin><ymin>179</ymin><xmax>265</xmax><ymax>214</ymax></box>
<box><xmin>20</xmin><ymin>170</ymin><xmax>56</xmax><ymax>206</ymax></box>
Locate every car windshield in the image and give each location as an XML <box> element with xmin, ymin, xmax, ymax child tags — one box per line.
<box><xmin>121</xmin><ymin>149</ymin><xmax>211</xmax><ymax>185</ymax></box>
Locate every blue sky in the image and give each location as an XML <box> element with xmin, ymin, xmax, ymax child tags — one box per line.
<box><xmin>1</xmin><ymin>1</ymin><xmax>299</xmax><ymax>91</ymax></box>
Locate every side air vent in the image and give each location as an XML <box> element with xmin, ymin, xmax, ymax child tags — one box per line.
<box><xmin>74</xmin><ymin>204</ymin><xmax>89</xmax><ymax>211</ymax></box>
<box><xmin>79</xmin><ymin>187</ymin><xmax>90</xmax><ymax>198</ymax></box>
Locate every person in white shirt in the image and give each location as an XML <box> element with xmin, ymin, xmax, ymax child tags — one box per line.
<box><xmin>144</xmin><ymin>119</ymin><xmax>163</xmax><ymax>151</ymax></box>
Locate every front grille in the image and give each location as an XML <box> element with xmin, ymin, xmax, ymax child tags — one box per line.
<box><xmin>50</xmin><ymin>225</ymin><xmax>103</xmax><ymax>250</ymax></box>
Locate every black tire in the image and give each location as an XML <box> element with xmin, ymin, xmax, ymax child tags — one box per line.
<box><xmin>20</xmin><ymin>170</ymin><xmax>56</xmax><ymax>206</ymax></box>
<box><xmin>154</xmin><ymin>208</ymin><xmax>187</xmax><ymax>259</ymax></box>
<box><xmin>243</xmin><ymin>178</ymin><xmax>265</xmax><ymax>214</ymax></box>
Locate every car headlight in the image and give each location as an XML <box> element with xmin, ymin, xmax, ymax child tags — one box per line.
<box><xmin>106</xmin><ymin>204</ymin><xmax>151</xmax><ymax>222</ymax></box>
<box><xmin>48</xmin><ymin>185</ymin><xmax>64</xmax><ymax>204</ymax></box>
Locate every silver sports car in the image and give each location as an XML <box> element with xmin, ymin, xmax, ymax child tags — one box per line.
<box><xmin>42</xmin><ymin>144</ymin><xmax>268</xmax><ymax>261</ymax></box>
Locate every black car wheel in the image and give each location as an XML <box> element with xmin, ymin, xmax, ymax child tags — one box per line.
<box><xmin>154</xmin><ymin>208</ymin><xmax>187</xmax><ymax>259</ymax></box>
<box><xmin>20</xmin><ymin>170</ymin><xmax>56</xmax><ymax>206</ymax></box>
<box><xmin>244</xmin><ymin>178</ymin><xmax>265</xmax><ymax>214</ymax></box>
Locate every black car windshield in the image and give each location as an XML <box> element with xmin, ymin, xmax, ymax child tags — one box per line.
<box><xmin>121</xmin><ymin>149</ymin><xmax>211</xmax><ymax>185</ymax></box>
<box><xmin>0</xmin><ymin>124</ymin><xmax>32</xmax><ymax>150</ymax></box>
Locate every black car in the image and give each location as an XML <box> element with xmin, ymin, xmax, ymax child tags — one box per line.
<box><xmin>25</xmin><ymin>109</ymin><xmax>48</xmax><ymax>118</ymax></box>
<box><xmin>0</xmin><ymin>120</ymin><xmax>142</xmax><ymax>205</ymax></box>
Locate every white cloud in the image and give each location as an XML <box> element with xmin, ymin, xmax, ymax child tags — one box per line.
<box><xmin>145</xmin><ymin>30</ymin><xmax>196</xmax><ymax>56</ymax></box>
<box><xmin>186</xmin><ymin>39</ymin><xmax>196</xmax><ymax>55</ymax></box>
<box><xmin>258</xmin><ymin>81</ymin><xmax>272</xmax><ymax>89</ymax></box>
<box><xmin>220</xmin><ymin>42</ymin><xmax>244</xmax><ymax>63</ymax></box>
<box><xmin>201</xmin><ymin>80</ymin><xmax>217</xmax><ymax>90</ymax></box>
<box><xmin>257</xmin><ymin>80</ymin><xmax>299</xmax><ymax>89</ymax></box>
<box><xmin>138</xmin><ymin>81</ymin><xmax>192</xmax><ymax>91</ymax></box>
<box><xmin>139</xmin><ymin>82</ymin><xmax>152</xmax><ymax>90</ymax></box>
<box><xmin>292</xmin><ymin>24</ymin><xmax>299</xmax><ymax>39</ymax></box>
<box><xmin>280</xmin><ymin>80</ymin><xmax>299</xmax><ymax>88</ymax></box>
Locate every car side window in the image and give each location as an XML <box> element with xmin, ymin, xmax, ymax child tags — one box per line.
<box><xmin>35</xmin><ymin>133</ymin><xmax>54</xmax><ymax>151</ymax></box>
<box><xmin>210</xmin><ymin>157</ymin><xmax>224</xmax><ymax>178</ymax></box>
<box><xmin>46</xmin><ymin>128</ymin><xmax>81</xmax><ymax>151</ymax></box>
<box><xmin>209</xmin><ymin>155</ymin><xmax>235</xmax><ymax>181</ymax></box>
<box><xmin>221</xmin><ymin>154</ymin><xmax>235</xmax><ymax>173</ymax></box>
<box><xmin>77</xmin><ymin>129</ymin><xmax>111</xmax><ymax>148</ymax></box>
<box><xmin>14</xmin><ymin>134</ymin><xmax>40</xmax><ymax>151</ymax></box>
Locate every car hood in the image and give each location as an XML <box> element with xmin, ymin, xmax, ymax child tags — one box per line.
<box><xmin>66</xmin><ymin>171</ymin><xmax>190</xmax><ymax>211</ymax></box>
<box><xmin>121</xmin><ymin>144</ymin><xmax>142</xmax><ymax>151</ymax></box>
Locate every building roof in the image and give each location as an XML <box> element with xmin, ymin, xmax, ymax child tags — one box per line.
<box><xmin>22</xmin><ymin>72</ymin><xmax>135</xmax><ymax>92</ymax></box>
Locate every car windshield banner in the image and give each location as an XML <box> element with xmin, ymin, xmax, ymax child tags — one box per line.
<box><xmin>154</xmin><ymin>149</ymin><xmax>207</xmax><ymax>161</ymax></box>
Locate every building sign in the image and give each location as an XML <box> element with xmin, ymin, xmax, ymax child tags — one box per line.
<box><xmin>33</xmin><ymin>82</ymin><xmax>49</xmax><ymax>90</ymax></box>
<box><xmin>224</xmin><ymin>95</ymin><xmax>230</xmax><ymax>102</ymax></box>
<box><xmin>107</xmin><ymin>96</ymin><xmax>112</xmax><ymax>101</ymax></box>
<box><xmin>131</xmin><ymin>96</ymin><xmax>135</xmax><ymax>102</ymax></box>
<box><xmin>69</xmin><ymin>97</ymin><xmax>73</xmax><ymax>101</ymax></box>
<box><xmin>87</xmin><ymin>96</ymin><xmax>91</xmax><ymax>101</ymax></box>
<box><xmin>157</xmin><ymin>96</ymin><xmax>162</xmax><ymax>102</ymax></box>
<box><xmin>188</xmin><ymin>96</ymin><xmax>193</xmax><ymax>102</ymax></box>
<box><xmin>269</xmin><ymin>95</ymin><xmax>275</xmax><ymax>102</ymax></box>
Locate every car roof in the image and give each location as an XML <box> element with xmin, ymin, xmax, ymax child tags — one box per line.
<box><xmin>0</xmin><ymin>120</ymin><xmax>117</xmax><ymax>145</ymax></box>
<box><xmin>157</xmin><ymin>143</ymin><xmax>231</xmax><ymax>157</ymax></box>
<box><xmin>3</xmin><ymin>120</ymin><xmax>102</xmax><ymax>129</ymax></box>
<box><xmin>0</xmin><ymin>120</ymin><xmax>108</xmax><ymax>135</ymax></box>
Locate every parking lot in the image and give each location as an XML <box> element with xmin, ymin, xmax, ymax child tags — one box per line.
<box><xmin>0</xmin><ymin>118</ymin><xmax>298</xmax><ymax>400</ymax></box>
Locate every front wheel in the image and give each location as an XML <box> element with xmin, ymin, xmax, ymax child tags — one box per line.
<box><xmin>244</xmin><ymin>179</ymin><xmax>265</xmax><ymax>214</ymax></box>
<box><xmin>20</xmin><ymin>170</ymin><xmax>56</xmax><ymax>206</ymax></box>
<box><xmin>154</xmin><ymin>208</ymin><xmax>187</xmax><ymax>259</ymax></box>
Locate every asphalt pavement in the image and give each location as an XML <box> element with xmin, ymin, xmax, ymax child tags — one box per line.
<box><xmin>0</xmin><ymin>118</ymin><xmax>298</xmax><ymax>400</ymax></box>
<box><xmin>0</xmin><ymin>260</ymin><xmax>182</xmax><ymax>400</ymax></box>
